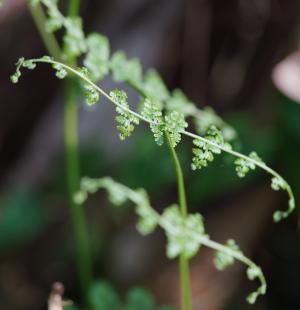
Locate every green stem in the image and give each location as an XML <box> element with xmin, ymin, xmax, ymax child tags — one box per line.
<box><xmin>28</xmin><ymin>1</ymin><xmax>92</xmax><ymax>300</ymax></box>
<box><xmin>165</xmin><ymin>132</ymin><xmax>191</xmax><ymax>310</ymax></box>
<box><xmin>64</xmin><ymin>78</ymin><xmax>92</xmax><ymax>298</ymax></box>
<box><xmin>68</xmin><ymin>0</ymin><xmax>80</xmax><ymax>17</ymax></box>
<box><xmin>63</xmin><ymin>0</ymin><xmax>92</xmax><ymax>299</ymax></box>
<box><xmin>28</xmin><ymin>3</ymin><xmax>62</xmax><ymax>61</ymax></box>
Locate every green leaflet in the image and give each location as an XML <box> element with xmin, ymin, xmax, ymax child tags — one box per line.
<box><xmin>52</xmin><ymin>63</ymin><xmax>68</xmax><ymax>79</ymax></box>
<box><xmin>165</xmin><ymin>89</ymin><xmax>196</xmax><ymax>116</ymax></box>
<box><xmin>110</xmin><ymin>51</ymin><xmax>142</xmax><ymax>88</ymax></box>
<box><xmin>164</xmin><ymin>111</ymin><xmax>188</xmax><ymax>147</ymax></box>
<box><xmin>214</xmin><ymin>239</ymin><xmax>240</xmax><ymax>270</ymax></box>
<box><xmin>142</xmin><ymin>69</ymin><xmax>170</xmax><ymax>102</ymax></box>
<box><xmin>42</xmin><ymin>0</ymin><xmax>64</xmax><ymax>33</ymax></box>
<box><xmin>10</xmin><ymin>58</ymin><xmax>38</xmax><ymax>83</ymax></box>
<box><xmin>40</xmin><ymin>0</ymin><xmax>87</xmax><ymax>57</ymax></box>
<box><xmin>162</xmin><ymin>205</ymin><xmax>205</xmax><ymax>259</ymax></box>
<box><xmin>84</xmin><ymin>33</ymin><xmax>110</xmax><ymax>81</ymax></box>
<box><xmin>134</xmin><ymin>189</ymin><xmax>158</xmax><ymax>235</ymax></box>
<box><xmin>271</xmin><ymin>175</ymin><xmax>286</xmax><ymax>191</ymax></box>
<box><xmin>63</xmin><ymin>17</ymin><xmax>87</xmax><ymax>57</ymax></box>
<box><xmin>246</xmin><ymin>265</ymin><xmax>266</xmax><ymax>304</ymax></box>
<box><xmin>83</xmin><ymin>84</ymin><xmax>100</xmax><ymax>106</ymax></box>
<box><xmin>191</xmin><ymin>126</ymin><xmax>231</xmax><ymax>170</ymax></box>
<box><xmin>141</xmin><ymin>98</ymin><xmax>164</xmax><ymax>146</ymax></box>
<box><xmin>194</xmin><ymin>106</ymin><xmax>236</xmax><ymax>141</ymax></box>
<box><xmin>234</xmin><ymin>151</ymin><xmax>263</xmax><ymax>178</ymax></box>
<box><xmin>110</xmin><ymin>89</ymin><xmax>140</xmax><ymax>140</ymax></box>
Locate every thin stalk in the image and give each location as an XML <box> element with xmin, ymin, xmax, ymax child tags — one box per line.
<box><xmin>68</xmin><ymin>0</ymin><xmax>80</xmax><ymax>17</ymax></box>
<box><xmin>165</xmin><ymin>132</ymin><xmax>192</xmax><ymax>310</ymax></box>
<box><xmin>63</xmin><ymin>0</ymin><xmax>92</xmax><ymax>299</ymax></box>
<box><xmin>64</xmin><ymin>78</ymin><xmax>92</xmax><ymax>297</ymax></box>
<box><xmin>28</xmin><ymin>0</ymin><xmax>93</xmax><ymax>300</ymax></box>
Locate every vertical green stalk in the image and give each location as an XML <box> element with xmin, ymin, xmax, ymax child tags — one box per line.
<box><xmin>28</xmin><ymin>0</ymin><xmax>92</xmax><ymax>301</ymax></box>
<box><xmin>165</xmin><ymin>132</ymin><xmax>192</xmax><ymax>310</ymax></box>
<box><xmin>64</xmin><ymin>78</ymin><xmax>92</xmax><ymax>297</ymax></box>
<box><xmin>67</xmin><ymin>0</ymin><xmax>80</xmax><ymax>16</ymax></box>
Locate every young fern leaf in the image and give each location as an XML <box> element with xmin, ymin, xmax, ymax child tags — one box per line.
<box><xmin>162</xmin><ymin>205</ymin><xmax>206</xmax><ymax>259</ymax></box>
<box><xmin>75</xmin><ymin>177</ymin><xmax>266</xmax><ymax>304</ymax></box>
<box><xmin>78</xmin><ymin>67</ymin><xmax>101</xmax><ymax>105</ymax></box>
<box><xmin>52</xmin><ymin>63</ymin><xmax>68</xmax><ymax>79</ymax></box>
<box><xmin>191</xmin><ymin>126</ymin><xmax>231</xmax><ymax>170</ymax></box>
<box><xmin>141</xmin><ymin>98</ymin><xmax>164</xmax><ymax>145</ymax></box>
<box><xmin>270</xmin><ymin>175</ymin><xmax>295</xmax><ymax>222</ymax></box>
<box><xmin>10</xmin><ymin>57</ymin><xmax>38</xmax><ymax>83</ymax></box>
<box><xmin>10</xmin><ymin>58</ymin><xmax>25</xmax><ymax>83</ymax></box>
<box><xmin>234</xmin><ymin>151</ymin><xmax>263</xmax><ymax>177</ymax></box>
<box><xmin>164</xmin><ymin>111</ymin><xmax>188</xmax><ymax>147</ymax></box>
<box><xmin>83</xmin><ymin>84</ymin><xmax>100</xmax><ymax>106</ymax></box>
<box><xmin>110</xmin><ymin>89</ymin><xmax>139</xmax><ymax>140</ymax></box>
<box><xmin>214</xmin><ymin>239</ymin><xmax>240</xmax><ymax>270</ymax></box>
<box><xmin>13</xmin><ymin>57</ymin><xmax>295</xmax><ymax>222</ymax></box>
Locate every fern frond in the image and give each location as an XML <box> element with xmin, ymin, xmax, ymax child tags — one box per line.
<box><xmin>13</xmin><ymin>57</ymin><xmax>295</xmax><ymax>222</ymax></box>
<box><xmin>74</xmin><ymin>177</ymin><xmax>266</xmax><ymax>304</ymax></box>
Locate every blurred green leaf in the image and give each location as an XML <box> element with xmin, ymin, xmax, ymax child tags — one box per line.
<box><xmin>88</xmin><ymin>280</ymin><xmax>120</xmax><ymax>310</ymax></box>
<box><xmin>0</xmin><ymin>191</ymin><xmax>46</xmax><ymax>251</ymax></box>
<box><xmin>125</xmin><ymin>287</ymin><xmax>154</xmax><ymax>310</ymax></box>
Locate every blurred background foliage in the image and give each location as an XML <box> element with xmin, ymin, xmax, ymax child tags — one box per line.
<box><xmin>1</xmin><ymin>0</ymin><xmax>300</xmax><ymax>309</ymax></box>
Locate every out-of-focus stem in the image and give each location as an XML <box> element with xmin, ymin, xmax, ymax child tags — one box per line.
<box><xmin>28</xmin><ymin>0</ymin><xmax>93</xmax><ymax>302</ymax></box>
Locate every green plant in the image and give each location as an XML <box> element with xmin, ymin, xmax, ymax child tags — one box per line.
<box><xmin>8</xmin><ymin>0</ymin><xmax>296</xmax><ymax>309</ymax></box>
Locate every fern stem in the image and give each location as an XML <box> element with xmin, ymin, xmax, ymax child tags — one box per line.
<box><xmin>28</xmin><ymin>1</ymin><xmax>93</xmax><ymax>300</ymax></box>
<box><xmin>64</xmin><ymin>0</ymin><xmax>92</xmax><ymax>300</ymax></box>
<box><xmin>68</xmin><ymin>0</ymin><xmax>80</xmax><ymax>17</ymax></box>
<box><xmin>64</xmin><ymin>78</ymin><xmax>92</xmax><ymax>298</ymax></box>
<box><xmin>165</xmin><ymin>132</ymin><xmax>192</xmax><ymax>310</ymax></box>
